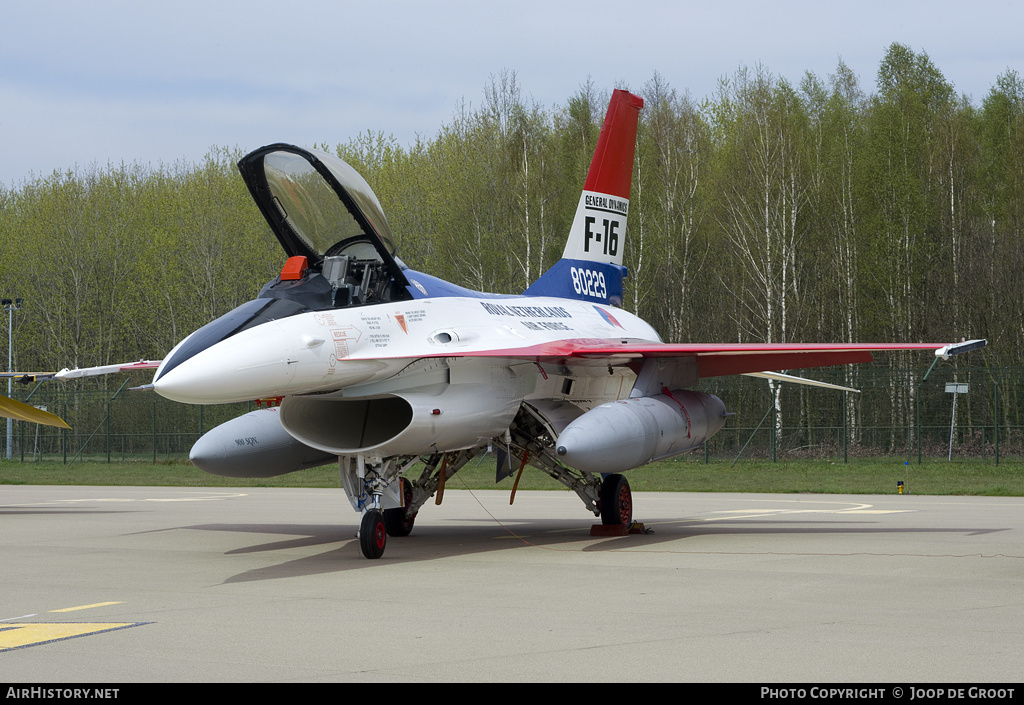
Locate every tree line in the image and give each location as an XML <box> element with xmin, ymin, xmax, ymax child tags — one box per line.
<box><xmin>1</xmin><ymin>44</ymin><xmax>1020</xmax><ymax>445</ymax></box>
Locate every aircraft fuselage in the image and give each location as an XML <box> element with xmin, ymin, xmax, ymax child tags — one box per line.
<box><xmin>152</xmin><ymin>291</ymin><xmax>661</xmax><ymax>406</ymax></box>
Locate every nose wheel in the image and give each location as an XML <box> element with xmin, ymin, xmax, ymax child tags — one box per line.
<box><xmin>359</xmin><ymin>509</ymin><xmax>387</xmax><ymax>559</ymax></box>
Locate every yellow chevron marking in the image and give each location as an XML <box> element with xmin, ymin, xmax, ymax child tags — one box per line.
<box><xmin>0</xmin><ymin>622</ymin><xmax>148</xmax><ymax>652</ymax></box>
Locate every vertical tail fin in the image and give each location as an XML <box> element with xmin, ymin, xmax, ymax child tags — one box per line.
<box><xmin>524</xmin><ymin>89</ymin><xmax>644</xmax><ymax>305</ymax></box>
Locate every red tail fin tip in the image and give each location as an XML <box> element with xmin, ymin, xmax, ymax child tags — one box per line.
<box><xmin>583</xmin><ymin>90</ymin><xmax>644</xmax><ymax>200</ymax></box>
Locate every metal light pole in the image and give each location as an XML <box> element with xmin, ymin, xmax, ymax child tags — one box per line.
<box><xmin>3</xmin><ymin>297</ymin><xmax>23</xmax><ymax>460</ymax></box>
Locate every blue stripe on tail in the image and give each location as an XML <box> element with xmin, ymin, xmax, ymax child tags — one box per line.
<box><xmin>522</xmin><ymin>259</ymin><xmax>627</xmax><ymax>307</ymax></box>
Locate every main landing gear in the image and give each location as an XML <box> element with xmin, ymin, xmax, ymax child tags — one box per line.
<box><xmin>383</xmin><ymin>477</ymin><xmax>415</xmax><ymax>537</ymax></box>
<box><xmin>344</xmin><ymin>444</ymin><xmax>640</xmax><ymax>559</ymax></box>
<box><xmin>599</xmin><ymin>473</ymin><xmax>633</xmax><ymax>526</ymax></box>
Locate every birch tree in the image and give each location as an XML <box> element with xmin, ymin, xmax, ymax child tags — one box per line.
<box><xmin>711</xmin><ymin>66</ymin><xmax>813</xmax><ymax>437</ymax></box>
<box><xmin>633</xmin><ymin>73</ymin><xmax>710</xmax><ymax>341</ymax></box>
<box><xmin>863</xmin><ymin>44</ymin><xmax>954</xmax><ymax>443</ymax></box>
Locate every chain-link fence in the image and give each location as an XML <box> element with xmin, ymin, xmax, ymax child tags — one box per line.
<box><xmin>4</xmin><ymin>382</ymin><xmax>253</xmax><ymax>464</ymax></box>
<box><xmin>3</xmin><ymin>365</ymin><xmax>1021</xmax><ymax>465</ymax></box>
<box><xmin>697</xmin><ymin>365</ymin><xmax>1021</xmax><ymax>464</ymax></box>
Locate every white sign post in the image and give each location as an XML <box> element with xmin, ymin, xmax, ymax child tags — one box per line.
<box><xmin>945</xmin><ymin>383</ymin><xmax>968</xmax><ymax>461</ymax></box>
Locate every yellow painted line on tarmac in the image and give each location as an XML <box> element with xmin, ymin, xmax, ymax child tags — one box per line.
<box><xmin>0</xmin><ymin>622</ymin><xmax>149</xmax><ymax>652</ymax></box>
<box><xmin>49</xmin><ymin>602</ymin><xmax>124</xmax><ymax>613</ymax></box>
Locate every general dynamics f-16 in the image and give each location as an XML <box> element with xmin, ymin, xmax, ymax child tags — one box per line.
<box><xmin>1</xmin><ymin>90</ymin><xmax>985</xmax><ymax>558</ymax></box>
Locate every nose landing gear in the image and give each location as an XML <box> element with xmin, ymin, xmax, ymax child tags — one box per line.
<box><xmin>359</xmin><ymin>509</ymin><xmax>387</xmax><ymax>559</ymax></box>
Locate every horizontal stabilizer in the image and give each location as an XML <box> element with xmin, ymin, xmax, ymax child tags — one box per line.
<box><xmin>0</xmin><ymin>395</ymin><xmax>71</xmax><ymax>429</ymax></box>
<box><xmin>744</xmin><ymin>371</ymin><xmax>860</xmax><ymax>393</ymax></box>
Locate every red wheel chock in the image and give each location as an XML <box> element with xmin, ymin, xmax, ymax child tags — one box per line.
<box><xmin>589</xmin><ymin>522</ymin><xmax>649</xmax><ymax>537</ymax></box>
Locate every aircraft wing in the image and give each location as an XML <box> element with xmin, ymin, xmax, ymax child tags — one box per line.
<box><xmin>0</xmin><ymin>360</ymin><xmax>162</xmax><ymax>384</ymax></box>
<box><xmin>53</xmin><ymin>360</ymin><xmax>162</xmax><ymax>380</ymax></box>
<box><xmin>0</xmin><ymin>360</ymin><xmax>162</xmax><ymax>429</ymax></box>
<box><xmin>456</xmin><ymin>339</ymin><xmax>986</xmax><ymax>378</ymax></box>
<box><xmin>565</xmin><ymin>341</ymin><xmax>935</xmax><ymax>377</ymax></box>
<box><xmin>0</xmin><ymin>371</ymin><xmax>62</xmax><ymax>383</ymax></box>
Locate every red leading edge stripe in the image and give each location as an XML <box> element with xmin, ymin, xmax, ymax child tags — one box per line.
<box><xmin>343</xmin><ymin>339</ymin><xmax>948</xmax><ymax>377</ymax></box>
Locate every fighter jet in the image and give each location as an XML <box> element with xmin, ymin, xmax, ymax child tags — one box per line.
<box><xmin>2</xmin><ymin>90</ymin><xmax>985</xmax><ymax>558</ymax></box>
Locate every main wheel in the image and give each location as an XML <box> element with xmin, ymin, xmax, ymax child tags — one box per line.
<box><xmin>384</xmin><ymin>478</ymin><xmax>416</xmax><ymax>537</ymax></box>
<box><xmin>599</xmin><ymin>474</ymin><xmax>632</xmax><ymax>526</ymax></box>
<box><xmin>359</xmin><ymin>509</ymin><xmax>387</xmax><ymax>559</ymax></box>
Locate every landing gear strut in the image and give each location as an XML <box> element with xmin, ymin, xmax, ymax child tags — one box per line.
<box><xmin>340</xmin><ymin>456</ymin><xmax>406</xmax><ymax>559</ymax></box>
<box><xmin>342</xmin><ymin>450</ymin><xmax>484</xmax><ymax>559</ymax></box>
<box><xmin>383</xmin><ymin>477</ymin><xmax>415</xmax><ymax>537</ymax></box>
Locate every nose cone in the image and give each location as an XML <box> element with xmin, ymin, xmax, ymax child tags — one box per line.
<box><xmin>154</xmin><ymin>312</ymin><xmax>387</xmax><ymax>404</ymax></box>
<box><xmin>153</xmin><ymin>322</ymin><xmax>297</xmax><ymax>404</ymax></box>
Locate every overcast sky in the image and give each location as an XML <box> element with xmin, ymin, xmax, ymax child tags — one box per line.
<box><xmin>2</xmin><ymin>0</ymin><xmax>1022</xmax><ymax>186</ymax></box>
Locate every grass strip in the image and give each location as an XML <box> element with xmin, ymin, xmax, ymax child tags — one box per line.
<box><xmin>2</xmin><ymin>456</ymin><xmax>1020</xmax><ymax>496</ymax></box>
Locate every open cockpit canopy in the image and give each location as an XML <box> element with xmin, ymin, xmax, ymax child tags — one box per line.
<box><xmin>238</xmin><ymin>144</ymin><xmax>413</xmax><ymax>309</ymax></box>
<box><xmin>238</xmin><ymin>144</ymin><xmax>410</xmax><ymax>285</ymax></box>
